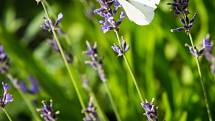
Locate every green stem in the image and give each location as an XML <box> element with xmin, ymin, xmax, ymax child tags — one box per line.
<box><xmin>2</xmin><ymin>108</ymin><xmax>13</xmax><ymax>121</ymax></box>
<box><xmin>6</xmin><ymin>74</ymin><xmax>41</xmax><ymax>121</ymax></box>
<box><xmin>103</xmin><ymin>82</ymin><xmax>121</xmax><ymax>121</ymax></box>
<box><xmin>188</xmin><ymin>33</ymin><xmax>212</xmax><ymax>121</ymax></box>
<box><xmin>40</xmin><ymin>1</ymin><xmax>86</xmax><ymax>109</ymax></box>
<box><xmin>114</xmin><ymin>30</ymin><xmax>144</xmax><ymax>102</ymax></box>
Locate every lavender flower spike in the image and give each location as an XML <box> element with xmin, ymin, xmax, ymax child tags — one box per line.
<box><xmin>0</xmin><ymin>82</ymin><xmax>13</xmax><ymax>107</ymax></box>
<box><xmin>41</xmin><ymin>13</ymin><xmax>63</xmax><ymax>32</ymax></box>
<box><xmin>83</xmin><ymin>97</ymin><xmax>99</xmax><ymax>121</ymax></box>
<box><xmin>141</xmin><ymin>98</ymin><xmax>158</xmax><ymax>121</ymax></box>
<box><xmin>94</xmin><ymin>0</ymin><xmax>125</xmax><ymax>33</ymax></box>
<box><xmin>37</xmin><ymin>100</ymin><xmax>60</xmax><ymax>121</ymax></box>
<box><xmin>84</xmin><ymin>41</ymin><xmax>106</xmax><ymax>82</ymax></box>
<box><xmin>167</xmin><ymin>0</ymin><xmax>189</xmax><ymax>15</ymax></box>
<box><xmin>0</xmin><ymin>44</ymin><xmax>10</xmax><ymax>74</ymax></box>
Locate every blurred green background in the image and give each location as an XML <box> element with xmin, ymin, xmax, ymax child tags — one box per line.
<box><xmin>0</xmin><ymin>0</ymin><xmax>215</xmax><ymax>121</ymax></box>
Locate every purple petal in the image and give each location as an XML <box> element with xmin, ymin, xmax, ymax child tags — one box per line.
<box><xmin>5</xmin><ymin>94</ymin><xmax>13</xmax><ymax>104</ymax></box>
<box><xmin>29</xmin><ymin>76</ymin><xmax>39</xmax><ymax>94</ymax></box>
<box><xmin>2</xmin><ymin>83</ymin><xmax>9</xmax><ymax>92</ymax></box>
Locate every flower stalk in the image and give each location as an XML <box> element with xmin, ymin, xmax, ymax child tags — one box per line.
<box><xmin>188</xmin><ymin>33</ymin><xmax>212</xmax><ymax>121</ymax></box>
<box><xmin>84</xmin><ymin>41</ymin><xmax>121</xmax><ymax>121</ymax></box>
<box><xmin>114</xmin><ymin>30</ymin><xmax>144</xmax><ymax>102</ymax></box>
<box><xmin>40</xmin><ymin>0</ymin><xmax>86</xmax><ymax>109</ymax></box>
<box><xmin>2</xmin><ymin>108</ymin><xmax>13</xmax><ymax>121</ymax></box>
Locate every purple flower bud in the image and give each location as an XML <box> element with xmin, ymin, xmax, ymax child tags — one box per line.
<box><xmin>0</xmin><ymin>82</ymin><xmax>13</xmax><ymax>107</ymax></box>
<box><xmin>28</xmin><ymin>76</ymin><xmax>40</xmax><ymax>94</ymax></box>
<box><xmin>185</xmin><ymin>43</ymin><xmax>201</xmax><ymax>57</ymax></box>
<box><xmin>41</xmin><ymin>17</ymin><xmax>53</xmax><ymax>32</ymax></box>
<box><xmin>202</xmin><ymin>35</ymin><xmax>213</xmax><ymax>52</ymax></box>
<box><xmin>83</xmin><ymin>97</ymin><xmax>99</xmax><ymax>121</ymax></box>
<box><xmin>111</xmin><ymin>37</ymin><xmax>129</xmax><ymax>56</ymax></box>
<box><xmin>54</xmin><ymin>13</ymin><xmax>63</xmax><ymax>27</ymax></box>
<box><xmin>4</xmin><ymin>94</ymin><xmax>13</xmax><ymax>105</ymax></box>
<box><xmin>37</xmin><ymin>100</ymin><xmax>60</xmax><ymax>121</ymax></box>
<box><xmin>41</xmin><ymin>12</ymin><xmax>63</xmax><ymax>32</ymax></box>
<box><xmin>0</xmin><ymin>45</ymin><xmax>10</xmax><ymax>74</ymax></box>
<box><xmin>3</xmin><ymin>83</ymin><xmax>9</xmax><ymax>92</ymax></box>
<box><xmin>112</xmin><ymin>44</ymin><xmax>123</xmax><ymax>56</ymax></box>
<box><xmin>19</xmin><ymin>80</ymin><xmax>28</xmax><ymax>93</ymax></box>
<box><xmin>141</xmin><ymin>98</ymin><xmax>158</xmax><ymax>121</ymax></box>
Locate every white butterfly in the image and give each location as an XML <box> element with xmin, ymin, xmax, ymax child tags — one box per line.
<box><xmin>118</xmin><ymin>0</ymin><xmax>160</xmax><ymax>25</ymax></box>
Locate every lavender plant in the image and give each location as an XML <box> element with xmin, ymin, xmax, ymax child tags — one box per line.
<box><xmin>0</xmin><ymin>82</ymin><xmax>13</xmax><ymax>121</ymax></box>
<box><xmin>84</xmin><ymin>41</ymin><xmax>121</xmax><ymax>121</ymax></box>
<box><xmin>94</xmin><ymin>0</ymin><xmax>144</xmax><ymax>104</ymax></box>
<box><xmin>37</xmin><ymin>0</ymin><xmax>86</xmax><ymax>110</ymax></box>
<box><xmin>41</xmin><ymin>13</ymin><xmax>73</xmax><ymax>64</ymax></box>
<box><xmin>168</xmin><ymin>0</ymin><xmax>212</xmax><ymax>120</ymax></box>
<box><xmin>37</xmin><ymin>99</ymin><xmax>60</xmax><ymax>121</ymax></box>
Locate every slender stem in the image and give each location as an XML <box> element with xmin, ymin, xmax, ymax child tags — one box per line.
<box><xmin>188</xmin><ymin>33</ymin><xmax>212</xmax><ymax>121</ymax></box>
<box><xmin>114</xmin><ymin>30</ymin><xmax>144</xmax><ymax>102</ymax></box>
<box><xmin>2</xmin><ymin>108</ymin><xmax>13</xmax><ymax>121</ymax></box>
<box><xmin>103</xmin><ymin>82</ymin><xmax>121</xmax><ymax>121</ymax></box>
<box><xmin>40</xmin><ymin>1</ymin><xmax>86</xmax><ymax>109</ymax></box>
<box><xmin>6</xmin><ymin>74</ymin><xmax>41</xmax><ymax>121</ymax></box>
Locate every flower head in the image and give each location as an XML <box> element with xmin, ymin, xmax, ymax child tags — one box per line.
<box><xmin>185</xmin><ymin>43</ymin><xmax>202</xmax><ymax>57</ymax></box>
<box><xmin>170</xmin><ymin>13</ymin><xmax>197</xmax><ymax>33</ymax></box>
<box><xmin>141</xmin><ymin>98</ymin><xmax>158</xmax><ymax>121</ymax></box>
<box><xmin>168</xmin><ymin>0</ymin><xmax>197</xmax><ymax>33</ymax></box>
<box><xmin>0</xmin><ymin>45</ymin><xmax>10</xmax><ymax>74</ymax></box>
<box><xmin>112</xmin><ymin>37</ymin><xmax>129</xmax><ymax>56</ymax></box>
<box><xmin>37</xmin><ymin>100</ymin><xmax>60</xmax><ymax>121</ymax></box>
<box><xmin>84</xmin><ymin>41</ymin><xmax>106</xmax><ymax>82</ymax></box>
<box><xmin>185</xmin><ymin>35</ymin><xmax>213</xmax><ymax>58</ymax></box>
<box><xmin>0</xmin><ymin>82</ymin><xmax>13</xmax><ymax>107</ymax></box>
<box><xmin>94</xmin><ymin>0</ymin><xmax>125</xmax><ymax>33</ymax></box>
<box><xmin>41</xmin><ymin>13</ymin><xmax>63</xmax><ymax>32</ymax></box>
<box><xmin>83</xmin><ymin>97</ymin><xmax>99</xmax><ymax>121</ymax></box>
<box><xmin>167</xmin><ymin>0</ymin><xmax>189</xmax><ymax>15</ymax></box>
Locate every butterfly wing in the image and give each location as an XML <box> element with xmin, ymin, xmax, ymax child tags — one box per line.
<box><xmin>118</xmin><ymin>0</ymin><xmax>159</xmax><ymax>25</ymax></box>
